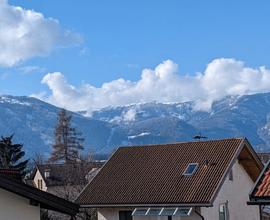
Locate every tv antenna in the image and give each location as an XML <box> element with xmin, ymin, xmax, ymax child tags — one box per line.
<box><xmin>193</xmin><ymin>132</ymin><xmax>207</xmax><ymax>141</ymax></box>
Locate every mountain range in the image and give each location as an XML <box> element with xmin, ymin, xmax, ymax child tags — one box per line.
<box><xmin>0</xmin><ymin>93</ymin><xmax>270</xmax><ymax>159</ymax></box>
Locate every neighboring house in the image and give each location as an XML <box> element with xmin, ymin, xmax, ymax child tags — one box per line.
<box><xmin>258</xmin><ymin>153</ymin><xmax>270</xmax><ymax>164</ymax></box>
<box><xmin>249</xmin><ymin>161</ymin><xmax>270</xmax><ymax>220</ymax></box>
<box><xmin>0</xmin><ymin>169</ymin><xmax>79</xmax><ymax>220</ymax></box>
<box><xmin>76</xmin><ymin>138</ymin><xmax>263</xmax><ymax>220</ymax></box>
<box><xmin>31</xmin><ymin>162</ymin><xmax>103</xmax><ymax>200</ymax></box>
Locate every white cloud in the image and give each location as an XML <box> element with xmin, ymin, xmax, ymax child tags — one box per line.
<box><xmin>18</xmin><ymin>65</ymin><xmax>46</xmax><ymax>75</ymax></box>
<box><xmin>35</xmin><ymin>58</ymin><xmax>270</xmax><ymax>114</ymax></box>
<box><xmin>0</xmin><ymin>0</ymin><xmax>82</xmax><ymax>67</ymax></box>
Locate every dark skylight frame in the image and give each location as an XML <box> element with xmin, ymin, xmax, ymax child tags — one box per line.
<box><xmin>183</xmin><ymin>163</ymin><xmax>199</xmax><ymax>176</ymax></box>
<box><xmin>132</xmin><ymin>207</ymin><xmax>192</xmax><ymax>216</ymax></box>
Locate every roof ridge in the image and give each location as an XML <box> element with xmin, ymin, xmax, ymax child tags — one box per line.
<box><xmin>118</xmin><ymin>137</ymin><xmax>245</xmax><ymax>149</ymax></box>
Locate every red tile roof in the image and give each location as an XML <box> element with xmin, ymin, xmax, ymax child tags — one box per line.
<box><xmin>77</xmin><ymin>138</ymin><xmax>261</xmax><ymax>207</ymax></box>
<box><xmin>251</xmin><ymin>161</ymin><xmax>270</xmax><ymax>200</ymax></box>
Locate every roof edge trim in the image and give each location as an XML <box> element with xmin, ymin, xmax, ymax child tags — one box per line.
<box><xmin>209</xmin><ymin>138</ymin><xmax>245</xmax><ymax>204</ymax></box>
<box><xmin>80</xmin><ymin>202</ymin><xmax>213</xmax><ymax>208</ymax></box>
<box><xmin>249</xmin><ymin>160</ymin><xmax>270</xmax><ymax>200</ymax></box>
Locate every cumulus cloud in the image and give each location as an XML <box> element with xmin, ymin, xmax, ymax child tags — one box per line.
<box><xmin>0</xmin><ymin>0</ymin><xmax>82</xmax><ymax>67</ymax></box>
<box><xmin>34</xmin><ymin>58</ymin><xmax>270</xmax><ymax>114</ymax></box>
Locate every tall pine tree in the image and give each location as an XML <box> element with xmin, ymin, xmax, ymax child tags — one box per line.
<box><xmin>0</xmin><ymin>135</ymin><xmax>28</xmax><ymax>176</ymax></box>
<box><xmin>49</xmin><ymin>109</ymin><xmax>84</xmax><ymax>163</ymax></box>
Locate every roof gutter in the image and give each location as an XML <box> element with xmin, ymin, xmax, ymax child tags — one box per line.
<box><xmin>80</xmin><ymin>203</ymin><xmax>213</xmax><ymax>208</ymax></box>
<box><xmin>247</xmin><ymin>200</ymin><xmax>270</xmax><ymax>205</ymax></box>
<box><xmin>195</xmin><ymin>209</ymin><xmax>205</xmax><ymax>220</ymax></box>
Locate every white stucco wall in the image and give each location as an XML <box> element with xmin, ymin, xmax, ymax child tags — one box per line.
<box><xmin>201</xmin><ymin>160</ymin><xmax>260</xmax><ymax>220</ymax></box>
<box><xmin>0</xmin><ymin>188</ymin><xmax>40</xmax><ymax>220</ymax></box>
<box><xmin>33</xmin><ymin>169</ymin><xmax>47</xmax><ymax>191</ymax></box>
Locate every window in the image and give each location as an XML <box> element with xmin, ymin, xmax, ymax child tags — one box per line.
<box><xmin>183</xmin><ymin>163</ymin><xmax>199</xmax><ymax>176</ymax></box>
<box><xmin>132</xmin><ymin>208</ymin><xmax>148</xmax><ymax>216</ymax></box>
<box><xmin>37</xmin><ymin>179</ymin><xmax>43</xmax><ymax>190</ymax></box>
<box><xmin>219</xmin><ymin>203</ymin><xmax>229</xmax><ymax>220</ymax></box>
<box><xmin>159</xmin><ymin>208</ymin><xmax>177</xmax><ymax>216</ymax></box>
<box><xmin>147</xmin><ymin>208</ymin><xmax>162</xmax><ymax>216</ymax></box>
<box><xmin>132</xmin><ymin>207</ymin><xmax>192</xmax><ymax>217</ymax></box>
<box><xmin>44</xmin><ymin>169</ymin><xmax>50</xmax><ymax>178</ymax></box>
<box><xmin>174</xmin><ymin>208</ymin><xmax>192</xmax><ymax>216</ymax></box>
<box><xmin>119</xmin><ymin>211</ymin><xmax>132</xmax><ymax>220</ymax></box>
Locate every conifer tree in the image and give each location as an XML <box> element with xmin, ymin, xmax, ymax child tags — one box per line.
<box><xmin>49</xmin><ymin>109</ymin><xmax>84</xmax><ymax>163</ymax></box>
<box><xmin>0</xmin><ymin>135</ymin><xmax>28</xmax><ymax>176</ymax></box>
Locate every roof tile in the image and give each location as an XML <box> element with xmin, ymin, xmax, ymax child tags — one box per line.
<box><xmin>77</xmin><ymin>138</ymin><xmax>245</xmax><ymax>206</ymax></box>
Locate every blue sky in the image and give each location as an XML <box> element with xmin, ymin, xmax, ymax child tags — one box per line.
<box><xmin>1</xmin><ymin>0</ymin><xmax>270</xmax><ymax>112</ymax></box>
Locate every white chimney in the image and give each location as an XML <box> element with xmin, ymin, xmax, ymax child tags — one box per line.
<box><xmin>44</xmin><ymin>169</ymin><xmax>50</xmax><ymax>178</ymax></box>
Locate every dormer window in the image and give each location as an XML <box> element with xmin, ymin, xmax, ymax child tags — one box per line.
<box><xmin>183</xmin><ymin>163</ymin><xmax>198</xmax><ymax>176</ymax></box>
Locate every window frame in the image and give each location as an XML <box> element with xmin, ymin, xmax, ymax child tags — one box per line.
<box><xmin>37</xmin><ymin>179</ymin><xmax>43</xmax><ymax>190</ymax></box>
<box><xmin>159</xmin><ymin>207</ymin><xmax>177</xmax><ymax>216</ymax></box>
<box><xmin>183</xmin><ymin>163</ymin><xmax>199</xmax><ymax>176</ymax></box>
<box><xmin>132</xmin><ymin>207</ymin><xmax>192</xmax><ymax>217</ymax></box>
<box><xmin>219</xmin><ymin>202</ymin><xmax>229</xmax><ymax>220</ymax></box>
<box><xmin>132</xmin><ymin>208</ymin><xmax>148</xmax><ymax>216</ymax></box>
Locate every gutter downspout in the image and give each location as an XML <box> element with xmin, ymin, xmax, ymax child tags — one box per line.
<box><xmin>259</xmin><ymin>205</ymin><xmax>262</xmax><ymax>220</ymax></box>
<box><xmin>195</xmin><ymin>209</ymin><xmax>205</xmax><ymax>220</ymax></box>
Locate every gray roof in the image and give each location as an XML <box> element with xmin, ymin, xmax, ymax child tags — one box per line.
<box><xmin>36</xmin><ymin>162</ymin><xmax>103</xmax><ymax>187</ymax></box>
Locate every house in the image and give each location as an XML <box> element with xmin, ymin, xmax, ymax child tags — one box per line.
<box><xmin>76</xmin><ymin>138</ymin><xmax>263</xmax><ymax>220</ymax></box>
<box><xmin>30</xmin><ymin>162</ymin><xmax>103</xmax><ymax>200</ymax></box>
<box><xmin>248</xmin><ymin>160</ymin><xmax>270</xmax><ymax>220</ymax></box>
<box><xmin>258</xmin><ymin>153</ymin><xmax>270</xmax><ymax>164</ymax></box>
<box><xmin>0</xmin><ymin>169</ymin><xmax>79</xmax><ymax>220</ymax></box>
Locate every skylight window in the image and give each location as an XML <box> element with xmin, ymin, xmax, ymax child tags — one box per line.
<box><xmin>132</xmin><ymin>207</ymin><xmax>192</xmax><ymax>217</ymax></box>
<box><xmin>132</xmin><ymin>208</ymin><xmax>148</xmax><ymax>216</ymax></box>
<box><xmin>183</xmin><ymin>163</ymin><xmax>198</xmax><ymax>176</ymax></box>
<box><xmin>174</xmin><ymin>208</ymin><xmax>192</xmax><ymax>216</ymax></box>
<box><xmin>147</xmin><ymin>208</ymin><xmax>162</xmax><ymax>216</ymax></box>
<box><xmin>159</xmin><ymin>208</ymin><xmax>177</xmax><ymax>216</ymax></box>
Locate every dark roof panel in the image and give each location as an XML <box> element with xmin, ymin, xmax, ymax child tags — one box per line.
<box><xmin>0</xmin><ymin>174</ymin><xmax>79</xmax><ymax>216</ymax></box>
<box><xmin>77</xmin><ymin>138</ymin><xmax>247</xmax><ymax>206</ymax></box>
<box><xmin>36</xmin><ymin>162</ymin><xmax>103</xmax><ymax>186</ymax></box>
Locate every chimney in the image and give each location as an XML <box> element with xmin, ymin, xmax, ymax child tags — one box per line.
<box><xmin>44</xmin><ymin>169</ymin><xmax>50</xmax><ymax>178</ymax></box>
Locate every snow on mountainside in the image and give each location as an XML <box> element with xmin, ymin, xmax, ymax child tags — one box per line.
<box><xmin>0</xmin><ymin>95</ymin><xmax>123</xmax><ymax>157</ymax></box>
<box><xmin>91</xmin><ymin>93</ymin><xmax>270</xmax><ymax>152</ymax></box>
<box><xmin>0</xmin><ymin>93</ymin><xmax>270</xmax><ymax>159</ymax></box>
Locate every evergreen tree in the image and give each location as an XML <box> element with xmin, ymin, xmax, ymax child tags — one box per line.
<box><xmin>0</xmin><ymin>135</ymin><xmax>28</xmax><ymax>176</ymax></box>
<box><xmin>49</xmin><ymin>109</ymin><xmax>84</xmax><ymax>163</ymax></box>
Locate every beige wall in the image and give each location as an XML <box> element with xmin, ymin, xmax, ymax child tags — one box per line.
<box><xmin>201</xmin><ymin>160</ymin><xmax>260</xmax><ymax>220</ymax></box>
<box><xmin>0</xmin><ymin>188</ymin><xmax>40</xmax><ymax>220</ymax></box>
<box><xmin>33</xmin><ymin>169</ymin><xmax>47</xmax><ymax>191</ymax></box>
